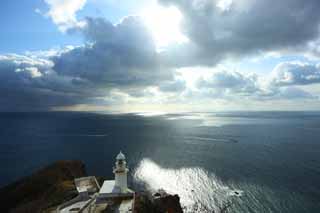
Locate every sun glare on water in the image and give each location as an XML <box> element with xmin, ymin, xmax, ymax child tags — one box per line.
<box><xmin>141</xmin><ymin>4</ymin><xmax>189</xmax><ymax>49</ymax></box>
<box><xmin>134</xmin><ymin>158</ymin><xmax>243</xmax><ymax>212</ymax></box>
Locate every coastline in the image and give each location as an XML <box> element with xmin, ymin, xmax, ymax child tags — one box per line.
<box><xmin>0</xmin><ymin>160</ymin><xmax>183</xmax><ymax>213</ymax></box>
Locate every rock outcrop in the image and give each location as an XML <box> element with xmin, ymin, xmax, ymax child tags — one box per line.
<box><xmin>134</xmin><ymin>191</ymin><xmax>183</xmax><ymax>213</ymax></box>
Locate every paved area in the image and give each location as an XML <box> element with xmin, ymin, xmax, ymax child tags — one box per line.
<box><xmin>60</xmin><ymin>200</ymin><xmax>91</xmax><ymax>213</ymax></box>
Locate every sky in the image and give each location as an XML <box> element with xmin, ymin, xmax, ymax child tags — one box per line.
<box><xmin>1</xmin><ymin>0</ymin><xmax>320</xmax><ymax>112</ymax></box>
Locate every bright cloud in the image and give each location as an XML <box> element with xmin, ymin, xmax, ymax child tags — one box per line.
<box><xmin>217</xmin><ymin>0</ymin><xmax>233</xmax><ymax>11</ymax></box>
<box><xmin>44</xmin><ymin>0</ymin><xmax>87</xmax><ymax>31</ymax></box>
<box><xmin>270</xmin><ymin>62</ymin><xmax>320</xmax><ymax>86</ymax></box>
<box><xmin>141</xmin><ymin>4</ymin><xmax>189</xmax><ymax>49</ymax></box>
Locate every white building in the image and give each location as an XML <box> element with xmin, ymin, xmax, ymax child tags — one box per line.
<box><xmin>96</xmin><ymin>151</ymin><xmax>134</xmax><ymax>204</ymax></box>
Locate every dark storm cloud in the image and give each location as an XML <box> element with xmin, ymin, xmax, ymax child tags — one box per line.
<box><xmin>0</xmin><ymin>55</ymin><xmax>106</xmax><ymax>111</ymax></box>
<box><xmin>0</xmin><ymin>16</ymin><xmax>175</xmax><ymax>110</ymax></box>
<box><xmin>54</xmin><ymin>16</ymin><xmax>173</xmax><ymax>88</ymax></box>
<box><xmin>159</xmin><ymin>0</ymin><xmax>320</xmax><ymax>66</ymax></box>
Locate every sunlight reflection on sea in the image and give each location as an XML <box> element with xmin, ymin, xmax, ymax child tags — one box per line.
<box><xmin>133</xmin><ymin>158</ymin><xmax>243</xmax><ymax>212</ymax></box>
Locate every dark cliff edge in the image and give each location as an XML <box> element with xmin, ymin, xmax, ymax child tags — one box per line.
<box><xmin>0</xmin><ymin>161</ymin><xmax>86</xmax><ymax>213</ymax></box>
<box><xmin>134</xmin><ymin>192</ymin><xmax>183</xmax><ymax>213</ymax></box>
<box><xmin>0</xmin><ymin>161</ymin><xmax>183</xmax><ymax>213</ymax></box>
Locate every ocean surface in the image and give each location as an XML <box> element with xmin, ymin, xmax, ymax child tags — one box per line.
<box><xmin>0</xmin><ymin>111</ymin><xmax>320</xmax><ymax>212</ymax></box>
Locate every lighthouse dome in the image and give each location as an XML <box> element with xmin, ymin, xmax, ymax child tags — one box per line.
<box><xmin>116</xmin><ymin>151</ymin><xmax>126</xmax><ymax>160</ymax></box>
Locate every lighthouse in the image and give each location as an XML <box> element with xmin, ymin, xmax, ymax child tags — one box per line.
<box><xmin>95</xmin><ymin>151</ymin><xmax>134</xmax><ymax>204</ymax></box>
<box><xmin>60</xmin><ymin>151</ymin><xmax>134</xmax><ymax>210</ymax></box>
<box><xmin>113</xmin><ymin>151</ymin><xmax>129</xmax><ymax>192</ymax></box>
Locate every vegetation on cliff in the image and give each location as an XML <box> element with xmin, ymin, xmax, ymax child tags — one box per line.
<box><xmin>0</xmin><ymin>160</ymin><xmax>86</xmax><ymax>213</ymax></box>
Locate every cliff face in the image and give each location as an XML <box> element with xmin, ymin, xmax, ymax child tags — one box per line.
<box><xmin>0</xmin><ymin>160</ymin><xmax>86</xmax><ymax>213</ymax></box>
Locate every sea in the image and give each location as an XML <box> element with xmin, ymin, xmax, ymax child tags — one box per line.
<box><xmin>0</xmin><ymin>111</ymin><xmax>319</xmax><ymax>212</ymax></box>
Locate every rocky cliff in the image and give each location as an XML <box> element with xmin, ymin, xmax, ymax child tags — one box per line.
<box><xmin>0</xmin><ymin>160</ymin><xmax>86</xmax><ymax>213</ymax></box>
<box><xmin>134</xmin><ymin>192</ymin><xmax>183</xmax><ymax>213</ymax></box>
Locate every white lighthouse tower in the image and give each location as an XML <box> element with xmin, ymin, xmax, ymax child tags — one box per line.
<box><xmin>96</xmin><ymin>151</ymin><xmax>134</xmax><ymax>204</ymax></box>
<box><xmin>113</xmin><ymin>151</ymin><xmax>129</xmax><ymax>192</ymax></box>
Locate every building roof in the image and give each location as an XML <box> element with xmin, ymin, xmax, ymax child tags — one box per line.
<box><xmin>99</xmin><ymin>180</ymin><xmax>119</xmax><ymax>194</ymax></box>
<box><xmin>116</xmin><ymin>151</ymin><xmax>126</xmax><ymax>160</ymax></box>
<box><xmin>99</xmin><ymin>180</ymin><xmax>134</xmax><ymax>195</ymax></box>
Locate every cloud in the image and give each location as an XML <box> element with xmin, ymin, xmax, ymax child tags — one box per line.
<box><xmin>277</xmin><ymin>87</ymin><xmax>316</xmax><ymax>99</ymax></box>
<box><xmin>196</xmin><ymin>69</ymin><xmax>261</xmax><ymax>96</ymax></box>
<box><xmin>3</xmin><ymin>0</ymin><xmax>320</xmax><ymax>111</ymax></box>
<box><xmin>158</xmin><ymin>0</ymin><xmax>320</xmax><ymax>66</ymax></box>
<box><xmin>159</xmin><ymin>79</ymin><xmax>186</xmax><ymax>92</ymax></box>
<box><xmin>0</xmin><ymin>50</ymin><xmax>318</xmax><ymax>111</ymax></box>
<box><xmin>43</xmin><ymin>0</ymin><xmax>320</xmax><ymax>68</ymax></box>
<box><xmin>269</xmin><ymin>62</ymin><xmax>320</xmax><ymax>86</ymax></box>
<box><xmin>193</xmin><ymin>66</ymin><xmax>317</xmax><ymax>100</ymax></box>
<box><xmin>0</xmin><ymin>53</ymin><xmax>108</xmax><ymax>111</ymax></box>
<box><xmin>44</xmin><ymin>0</ymin><xmax>87</xmax><ymax>31</ymax></box>
<box><xmin>0</xmin><ymin>16</ymin><xmax>177</xmax><ymax>111</ymax></box>
<box><xmin>53</xmin><ymin>16</ymin><xmax>173</xmax><ymax>88</ymax></box>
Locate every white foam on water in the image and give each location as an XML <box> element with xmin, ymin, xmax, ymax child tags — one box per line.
<box><xmin>133</xmin><ymin>158</ymin><xmax>242</xmax><ymax>212</ymax></box>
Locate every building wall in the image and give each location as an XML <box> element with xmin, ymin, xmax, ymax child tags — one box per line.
<box><xmin>115</xmin><ymin>172</ymin><xmax>127</xmax><ymax>191</ymax></box>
